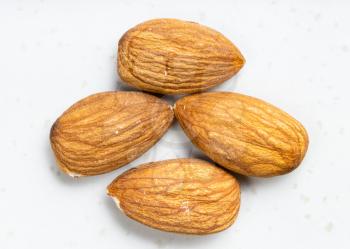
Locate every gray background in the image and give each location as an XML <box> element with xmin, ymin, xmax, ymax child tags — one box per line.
<box><xmin>0</xmin><ymin>0</ymin><xmax>349</xmax><ymax>248</ymax></box>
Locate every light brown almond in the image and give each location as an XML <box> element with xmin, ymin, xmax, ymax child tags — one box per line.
<box><xmin>107</xmin><ymin>158</ymin><xmax>240</xmax><ymax>234</ymax></box>
<box><xmin>118</xmin><ymin>18</ymin><xmax>245</xmax><ymax>94</ymax></box>
<box><xmin>174</xmin><ymin>92</ymin><xmax>309</xmax><ymax>177</ymax></box>
<box><xmin>50</xmin><ymin>91</ymin><xmax>173</xmax><ymax>176</ymax></box>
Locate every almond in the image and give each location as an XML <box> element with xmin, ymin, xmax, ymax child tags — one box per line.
<box><xmin>118</xmin><ymin>18</ymin><xmax>245</xmax><ymax>94</ymax></box>
<box><xmin>50</xmin><ymin>91</ymin><xmax>173</xmax><ymax>176</ymax></box>
<box><xmin>107</xmin><ymin>158</ymin><xmax>240</xmax><ymax>234</ymax></box>
<box><xmin>174</xmin><ymin>92</ymin><xmax>309</xmax><ymax>177</ymax></box>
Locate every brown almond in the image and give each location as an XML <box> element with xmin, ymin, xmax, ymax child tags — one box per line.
<box><xmin>107</xmin><ymin>158</ymin><xmax>240</xmax><ymax>234</ymax></box>
<box><xmin>50</xmin><ymin>91</ymin><xmax>173</xmax><ymax>177</ymax></box>
<box><xmin>118</xmin><ymin>18</ymin><xmax>245</xmax><ymax>94</ymax></box>
<box><xmin>174</xmin><ymin>92</ymin><xmax>309</xmax><ymax>177</ymax></box>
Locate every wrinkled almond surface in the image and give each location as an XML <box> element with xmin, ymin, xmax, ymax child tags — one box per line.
<box><xmin>174</xmin><ymin>92</ymin><xmax>309</xmax><ymax>177</ymax></box>
<box><xmin>107</xmin><ymin>158</ymin><xmax>240</xmax><ymax>234</ymax></box>
<box><xmin>50</xmin><ymin>91</ymin><xmax>173</xmax><ymax>176</ymax></box>
<box><xmin>118</xmin><ymin>18</ymin><xmax>245</xmax><ymax>94</ymax></box>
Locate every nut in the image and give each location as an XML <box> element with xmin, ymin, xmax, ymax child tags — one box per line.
<box><xmin>174</xmin><ymin>92</ymin><xmax>309</xmax><ymax>177</ymax></box>
<box><xmin>118</xmin><ymin>18</ymin><xmax>245</xmax><ymax>94</ymax></box>
<box><xmin>50</xmin><ymin>91</ymin><xmax>173</xmax><ymax>176</ymax></box>
<box><xmin>107</xmin><ymin>158</ymin><xmax>240</xmax><ymax>234</ymax></box>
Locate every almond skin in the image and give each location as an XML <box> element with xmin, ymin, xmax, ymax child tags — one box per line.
<box><xmin>107</xmin><ymin>158</ymin><xmax>240</xmax><ymax>234</ymax></box>
<box><xmin>174</xmin><ymin>92</ymin><xmax>309</xmax><ymax>177</ymax></box>
<box><xmin>118</xmin><ymin>18</ymin><xmax>245</xmax><ymax>94</ymax></box>
<box><xmin>50</xmin><ymin>91</ymin><xmax>173</xmax><ymax>176</ymax></box>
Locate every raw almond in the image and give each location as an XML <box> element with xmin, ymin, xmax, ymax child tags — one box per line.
<box><xmin>174</xmin><ymin>92</ymin><xmax>309</xmax><ymax>177</ymax></box>
<box><xmin>107</xmin><ymin>158</ymin><xmax>240</xmax><ymax>234</ymax></box>
<box><xmin>50</xmin><ymin>91</ymin><xmax>173</xmax><ymax>176</ymax></box>
<box><xmin>118</xmin><ymin>18</ymin><xmax>245</xmax><ymax>94</ymax></box>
